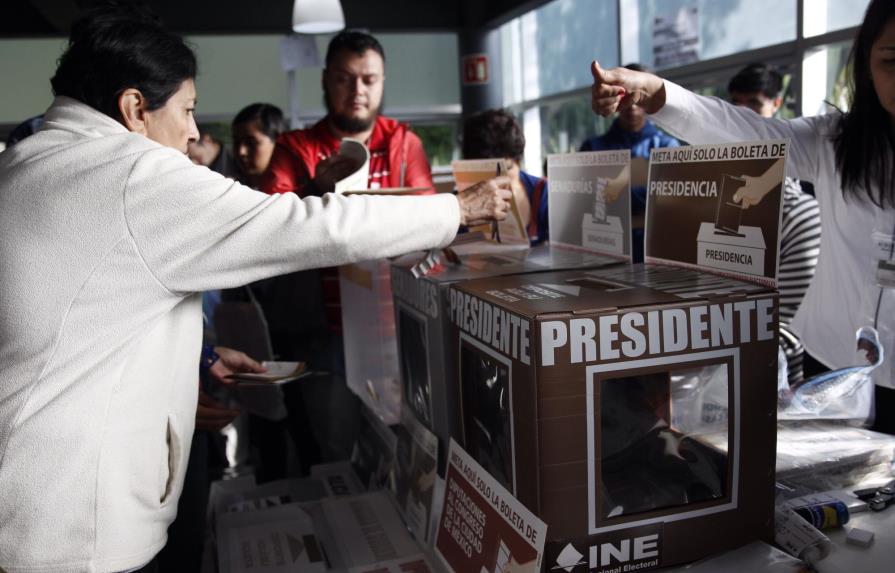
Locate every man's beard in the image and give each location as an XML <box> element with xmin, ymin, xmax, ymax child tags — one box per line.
<box><xmin>324</xmin><ymin>88</ymin><xmax>381</xmax><ymax>134</ymax></box>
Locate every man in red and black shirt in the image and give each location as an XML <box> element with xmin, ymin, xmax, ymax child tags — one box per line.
<box><xmin>263</xmin><ymin>30</ymin><xmax>433</xmax><ymax>335</ymax></box>
<box><xmin>260</xmin><ymin>31</ymin><xmax>434</xmax><ymax>462</ymax></box>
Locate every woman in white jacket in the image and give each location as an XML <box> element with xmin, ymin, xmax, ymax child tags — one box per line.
<box><xmin>0</xmin><ymin>5</ymin><xmax>510</xmax><ymax>573</ymax></box>
<box><xmin>590</xmin><ymin>0</ymin><xmax>895</xmax><ymax>434</ymax></box>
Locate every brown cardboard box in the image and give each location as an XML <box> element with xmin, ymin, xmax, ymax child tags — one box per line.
<box><xmin>448</xmin><ymin>263</ymin><xmax>778</xmax><ymax>572</ymax></box>
<box><xmin>391</xmin><ymin>244</ymin><xmax>624</xmax><ymax>472</ymax></box>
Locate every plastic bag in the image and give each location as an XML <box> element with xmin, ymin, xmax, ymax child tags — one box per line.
<box><xmin>778</xmin><ymin>327</ymin><xmax>883</xmax><ymax>422</ymax></box>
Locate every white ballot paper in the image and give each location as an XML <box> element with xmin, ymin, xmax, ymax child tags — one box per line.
<box><xmin>334</xmin><ymin>138</ymin><xmax>371</xmax><ymax>194</ymax></box>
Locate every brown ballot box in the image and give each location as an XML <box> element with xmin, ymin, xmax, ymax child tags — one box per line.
<box><xmin>448</xmin><ymin>263</ymin><xmax>778</xmax><ymax>572</ymax></box>
<box><xmin>391</xmin><ymin>244</ymin><xmax>625</xmax><ymax>472</ymax></box>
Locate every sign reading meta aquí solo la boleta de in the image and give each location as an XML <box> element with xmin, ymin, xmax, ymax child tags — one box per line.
<box><xmin>645</xmin><ymin>140</ymin><xmax>787</xmax><ymax>287</ymax></box>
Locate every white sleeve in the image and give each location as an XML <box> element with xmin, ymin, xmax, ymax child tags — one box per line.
<box><xmin>123</xmin><ymin>147</ymin><xmax>460</xmax><ymax>294</ymax></box>
<box><xmin>651</xmin><ymin>81</ymin><xmax>827</xmax><ymax>183</ymax></box>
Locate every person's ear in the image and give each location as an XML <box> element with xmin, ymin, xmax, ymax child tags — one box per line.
<box><xmin>118</xmin><ymin>88</ymin><xmax>148</xmax><ymax>135</ymax></box>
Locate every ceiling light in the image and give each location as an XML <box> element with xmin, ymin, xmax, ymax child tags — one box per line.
<box><xmin>292</xmin><ymin>0</ymin><xmax>345</xmax><ymax>34</ymax></box>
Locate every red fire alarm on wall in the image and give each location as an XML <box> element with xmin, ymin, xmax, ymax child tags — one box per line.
<box><xmin>462</xmin><ymin>54</ymin><xmax>489</xmax><ymax>85</ymax></box>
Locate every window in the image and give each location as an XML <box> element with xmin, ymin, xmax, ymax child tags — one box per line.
<box><xmin>414</xmin><ymin>122</ymin><xmax>460</xmax><ymax>169</ymax></box>
<box><xmin>501</xmin><ymin>0</ymin><xmax>619</xmax><ymax>105</ymax></box>
<box><xmin>803</xmin><ymin>0</ymin><xmax>871</xmax><ymax>38</ymax></box>
<box><xmin>620</xmin><ymin>0</ymin><xmax>797</xmax><ymax>69</ymax></box>
<box><xmin>802</xmin><ymin>40</ymin><xmax>853</xmax><ymax>117</ymax></box>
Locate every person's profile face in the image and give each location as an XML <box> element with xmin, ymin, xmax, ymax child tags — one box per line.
<box><xmin>232</xmin><ymin>120</ymin><xmax>276</xmax><ymax>177</ymax></box>
<box><xmin>730</xmin><ymin>91</ymin><xmax>780</xmax><ymax>118</ymax></box>
<box><xmin>323</xmin><ymin>49</ymin><xmax>385</xmax><ymax>134</ymax></box>
<box><xmin>143</xmin><ymin>78</ymin><xmax>199</xmax><ymax>154</ymax></box>
<box><xmin>617</xmin><ymin>103</ymin><xmax>646</xmax><ymax>132</ymax></box>
<box><xmin>870</xmin><ymin>17</ymin><xmax>895</xmax><ymax>122</ymax></box>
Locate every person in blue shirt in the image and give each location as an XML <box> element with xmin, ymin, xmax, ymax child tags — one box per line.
<box><xmin>462</xmin><ymin>109</ymin><xmax>549</xmax><ymax>245</ymax></box>
<box><xmin>580</xmin><ymin>63</ymin><xmax>680</xmax><ymax>261</ymax></box>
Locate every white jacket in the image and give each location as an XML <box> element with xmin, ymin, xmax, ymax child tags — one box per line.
<box><xmin>652</xmin><ymin>81</ymin><xmax>895</xmax><ymax>389</ymax></box>
<box><xmin>0</xmin><ymin>97</ymin><xmax>460</xmax><ymax>572</ymax></box>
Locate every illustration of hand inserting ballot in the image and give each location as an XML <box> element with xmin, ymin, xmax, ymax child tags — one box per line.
<box><xmin>729</xmin><ymin>157</ymin><xmax>785</xmax><ymax>209</ymax></box>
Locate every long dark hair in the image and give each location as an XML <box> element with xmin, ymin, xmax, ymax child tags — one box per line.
<box><xmin>834</xmin><ymin>0</ymin><xmax>895</xmax><ymax>208</ymax></box>
<box><xmin>50</xmin><ymin>1</ymin><xmax>197</xmax><ymax>121</ymax></box>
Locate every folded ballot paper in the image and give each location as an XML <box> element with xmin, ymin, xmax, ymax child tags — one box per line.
<box><xmin>335</xmin><ymin>138</ymin><xmax>432</xmax><ymax>195</ymax></box>
<box><xmin>334</xmin><ymin>138</ymin><xmax>371</xmax><ymax>194</ymax></box>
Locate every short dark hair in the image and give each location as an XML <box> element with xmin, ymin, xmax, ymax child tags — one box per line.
<box><xmin>727</xmin><ymin>63</ymin><xmax>783</xmax><ymax>99</ymax></box>
<box><xmin>325</xmin><ymin>30</ymin><xmax>385</xmax><ymax>68</ymax></box>
<box><xmin>462</xmin><ymin>109</ymin><xmax>525</xmax><ymax>162</ymax></box>
<box><xmin>232</xmin><ymin>103</ymin><xmax>287</xmax><ymax>141</ymax></box>
<box><xmin>50</xmin><ymin>1</ymin><xmax>197</xmax><ymax>120</ymax></box>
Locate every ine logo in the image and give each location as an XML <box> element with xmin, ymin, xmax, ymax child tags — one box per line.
<box><xmin>552</xmin><ymin>543</ymin><xmax>586</xmax><ymax>572</ymax></box>
<box><xmin>551</xmin><ymin>534</ymin><xmax>661</xmax><ymax>573</ymax></box>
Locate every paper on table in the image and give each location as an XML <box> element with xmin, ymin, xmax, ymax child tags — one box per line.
<box><xmin>334</xmin><ymin>138</ymin><xmax>371</xmax><ymax>194</ymax></box>
<box><xmin>219</xmin><ymin>504</ymin><xmax>326</xmax><ymax>573</ymax></box>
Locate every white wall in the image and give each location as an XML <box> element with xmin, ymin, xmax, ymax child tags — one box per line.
<box><xmin>0</xmin><ymin>32</ymin><xmax>460</xmax><ymax>125</ymax></box>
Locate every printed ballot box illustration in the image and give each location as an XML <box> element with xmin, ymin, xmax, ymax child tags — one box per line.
<box><xmin>548</xmin><ymin>150</ymin><xmax>633</xmax><ymax>260</ymax></box>
<box><xmin>447</xmin><ymin>264</ymin><xmax>778</xmax><ymax>572</ymax></box>
<box><xmin>390</xmin><ymin>244</ymin><xmax>625</xmax><ymax>473</ymax></box>
<box><xmin>645</xmin><ymin>140</ymin><xmax>787</xmax><ymax>287</ymax></box>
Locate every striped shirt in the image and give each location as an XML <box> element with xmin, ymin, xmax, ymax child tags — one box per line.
<box><xmin>778</xmin><ymin>178</ymin><xmax>822</xmax><ymax>384</ymax></box>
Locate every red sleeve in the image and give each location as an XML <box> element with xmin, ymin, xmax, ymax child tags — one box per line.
<box><xmin>402</xmin><ymin>131</ymin><xmax>435</xmax><ymax>195</ymax></box>
<box><xmin>261</xmin><ymin>140</ymin><xmax>310</xmax><ymax>196</ymax></box>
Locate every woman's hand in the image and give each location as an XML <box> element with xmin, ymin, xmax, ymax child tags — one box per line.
<box><xmin>456</xmin><ymin>176</ymin><xmax>514</xmax><ymax>226</ymax></box>
<box><xmin>591</xmin><ymin>60</ymin><xmax>666</xmax><ymax>117</ymax></box>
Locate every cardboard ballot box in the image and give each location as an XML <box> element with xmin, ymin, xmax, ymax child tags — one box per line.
<box><xmin>448</xmin><ymin>263</ymin><xmax>778</xmax><ymax>572</ymax></box>
<box><xmin>390</xmin><ymin>244</ymin><xmax>625</xmax><ymax>471</ymax></box>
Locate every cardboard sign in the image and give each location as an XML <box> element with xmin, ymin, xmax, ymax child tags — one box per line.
<box><xmin>392</xmin><ymin>407</ymin><xmax>439</xmax><ymax>542</ymax></box>
<box><xmin>435</xmin><ymin>440</ymin><xmax>546</xmax><ymax>573</ymax></box>
<box><xmin>645</xmin><ymin>140</ymin><xmax>787</xmax><ymax>287</ymax></box>
<box><xmin>452</xmin><ymin>159</ymin><xmax>529</xmax><ymax>245</ymax></box>
<box><xmin>548</xmin><ymin>150</ymin><xmax>632</xmax><ymax>260</ymax></box>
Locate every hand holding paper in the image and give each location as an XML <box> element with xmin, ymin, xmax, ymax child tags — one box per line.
<box><xmin>732</xmin><ymin>158</ymin><xmax>785</xmax><ymax>209</ymax></box>
<box><xmin>315</xmin><ymin>154</ymin><xmax>367</xmax><ymax>194</ymax></box>
<box><xmin>457</xmin><ymin>176</ymin><xmax>514</xmax><ymax>226</ymax></box>
<box><xmin>209</xmin><ymin>346</ymin><xmax>266</xmax><ymax>386</ymax></box>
